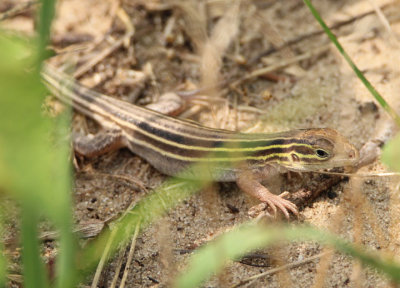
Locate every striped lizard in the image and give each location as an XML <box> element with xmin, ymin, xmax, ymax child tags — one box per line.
<box><xmin>42</xmin><ymin>64</ymin><xmax>359</xmax><ymax>218</ymax></box>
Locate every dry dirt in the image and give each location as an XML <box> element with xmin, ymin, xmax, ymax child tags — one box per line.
<box><xmin>2</xmin><ymin>0</ymin><xmax>400</xmax><ymax>287</ymax></box>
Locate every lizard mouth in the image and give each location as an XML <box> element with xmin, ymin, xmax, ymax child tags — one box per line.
<box><xmin>283</xmin><ymin>158</ymin><xmax>358</xmax><ymax>172</ymax></box>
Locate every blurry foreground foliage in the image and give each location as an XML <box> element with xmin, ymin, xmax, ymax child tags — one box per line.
<box><xmin>0</xmin><ymin>5</ymin><xmax>74</xmax><ymax>287</ymax></box>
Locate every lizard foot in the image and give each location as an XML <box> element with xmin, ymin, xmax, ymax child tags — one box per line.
<box><xmin>248</xmin><ymin>191</ymin><xmax>298</xmax><ymax>219</ymax></box>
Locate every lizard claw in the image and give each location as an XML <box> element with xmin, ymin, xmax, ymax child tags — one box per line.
<box><xmin>249</xmin><ymin>192</ymin><xmax>298</xmax><ymax>219</ymax></box>
<box><xmin>236</xmin><ymin>172</ymin><xmax>298</xmax><ymax>220</ymax></box>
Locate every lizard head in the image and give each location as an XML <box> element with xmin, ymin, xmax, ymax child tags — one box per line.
<box><xmin>278</xmin><ymin>128</ymin><xmax>359</xmax><ymax>172</ymax></box>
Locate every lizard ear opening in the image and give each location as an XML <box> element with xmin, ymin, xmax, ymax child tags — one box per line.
<box><xmin>291</xmin><ymin>153</ymin><xmax>300</xmax><ymax>162</ymax></box>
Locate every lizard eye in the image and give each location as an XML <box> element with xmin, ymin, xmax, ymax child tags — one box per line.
<box><xmin>315</xmin><ymin>149</ymin><xmax>329</xmax><ymax>158</ymax></box>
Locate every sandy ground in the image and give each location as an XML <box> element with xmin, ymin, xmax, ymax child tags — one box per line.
<box><xmin>2</xmin><ymin>0</ymin><xmax>400</xmax><ymax>287</ymax></box>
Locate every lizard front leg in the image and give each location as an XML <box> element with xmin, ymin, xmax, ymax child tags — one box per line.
<box><xmin>74</xmin><ymin>129</ymin><xmax>124</xmax><ymax>157</ymax></box>
<box><xmin>236</xmin><ymin>168</ymin><xmax>298</xmax><ymax>219</ymax></box>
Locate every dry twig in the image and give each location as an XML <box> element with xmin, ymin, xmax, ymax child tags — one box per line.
<box><xmin>232</xmin><ymin>251</ymin><xmax>332</xmax><ymax>288</ymax></box>
<box><xmin>0</xmin><ymin>1</ymin><xmax>37</xmax><ymax>21</ymax></box>
<box><xmin>119</xmin><ymin>221</ymin><xmax>141</xmax><ymax>288</ymax></box>
<box><xmin>91</xmin><ymin>228</ymin><xmax>118</xmax><ymax>288</ymax></box>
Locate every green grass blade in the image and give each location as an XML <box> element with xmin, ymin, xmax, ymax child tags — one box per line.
<box><xmin>36</xmin><ymin>0</ymin><xmax>77</xmax><ymax>286</ymax></box>
<box><xmin>21</xmin><ymin>209</ymin><xmax>49</xmax><ymax>288</ymax></box>
<box><xmin>37</xmin><ymin>0</ymin><xmax>56</xmax><ymax>62</ymax></box>
<box><xmin>52</xmin><ymin>112</ymin><xmax>76</xmax><ymax>288</ymax></box>
<box><xmin>0</xmin><ymin>214</ymin><xmax>6</xmax><ymax>288</ymax></box>
<box><xmin>175</xmin><ymin>223</ymin><xmax>400</xmax><ymax>287</ymax></box>
<box><xmin>303</xmin><ymin>0</ymin><xmax>400</xmax><ymax>127</ymax></box>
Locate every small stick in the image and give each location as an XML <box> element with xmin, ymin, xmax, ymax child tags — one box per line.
<box><xmin>119</xmin><ymin>221</ymin><xmax>141</xmax><ymax>288</ymax></box>
<box><xmin>311</xmin><ymin>248</ymin><xmax>335</xmax><ymax>288</ymax></box>
<box><xmin>232</xmin><ymin>251</ymin><xmax>331</xmax><ymax>288</ymax></box>
<box><xmin>77</xmin><ymin>172</ymin><xmax>148</xmax><ymax>194</ymax></box>
<box><xmin>231</xmin><ymin>44</ymin><xmax>330</xmax><ymax>88</ymax></box>
<box><xmin>91</xmin><ymin>228</ymin><xmax>117</xmax><ymax>288</ymax></box>
<box><xmin>109</xmin><ymin>249</ymin><xmax>125</xmax><ymax>288</ymax></box>
<box><xmin>73</xmin><ymin>32</ymin><xmax>134</xmax><ymax>79</ymax></box>
<box><xmin>0</xmin><ymin>1</ymin><xmax>37</xmax><ymax>21</ymax></box>
<box><xmin>368</xmin><ymin>0</ymin><xmax>393</xmax><ymax>36</ymax></box>
<box><xmin>248</xmin><ymin>1</ymin><xmax>396</xmax><ymax>64</ymax></box>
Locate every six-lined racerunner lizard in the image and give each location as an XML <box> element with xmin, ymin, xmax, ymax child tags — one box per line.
<box><xmin>42</xmin><ymin>64</ymin><xmax>359</xmax><ymax>218</ymax></box>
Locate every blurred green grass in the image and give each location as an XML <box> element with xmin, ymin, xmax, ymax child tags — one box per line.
<box><xmin>0</xmin><ymin>0</ymin><xmax>75</xmax><ymax>286</ymax></box>
<box><xmin>0</xmin><ymin>32</ymin><xmax>75</xmax><ymax>287</ymax></box>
